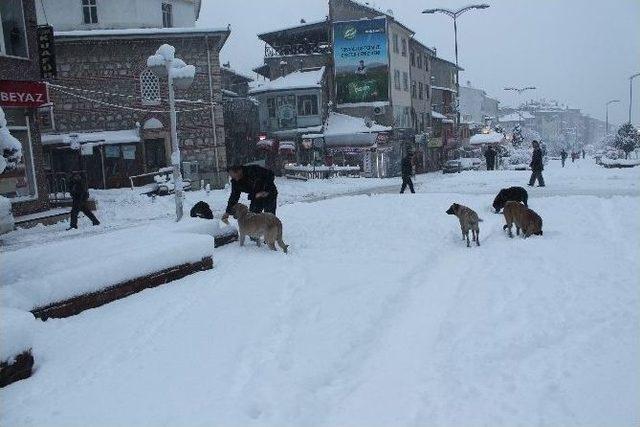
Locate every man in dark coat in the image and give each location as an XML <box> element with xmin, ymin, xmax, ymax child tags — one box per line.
<box><xmin>222</xmin><ymin>164</ymin><xmax>278</xmax><ymax>221</ymax></box>
<box><xmin>67</xmin><ymin>172</ymin><xmax>100</xmax><ymax>230</ymax></box>
<box><xmin>560</xmin><ymin>149</ymin><xmax>568</xmax><ymax>167</ymax></box>
<box><xmin>484</xmin><ymin>146</ymin><xmax>497</xmax><ymax>170</ymax></box>
<box><xmin>528</xmin><ymin>140</ymin><xmax>545</xmax><ymax>187</ymax></box>
<box><xmin>400</xmin><ymin>152</ymin><xmax>415</xmax><ymax>194</ymax></box>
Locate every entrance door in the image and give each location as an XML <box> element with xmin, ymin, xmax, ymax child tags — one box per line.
<box><xmin>144</xmin><ymin>138</ymin><xmax>167</xmax><ymax>172</ymax></box>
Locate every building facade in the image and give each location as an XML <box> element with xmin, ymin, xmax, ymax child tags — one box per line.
<box><xmin>0</xmin><ymin>0</ymin><xmax>51</xmax><ymax>216</ymax></box>
<box><xmin>34</xmin><ymin>1</ymin><xmax>230</xmax><ymax>189</ymax></box>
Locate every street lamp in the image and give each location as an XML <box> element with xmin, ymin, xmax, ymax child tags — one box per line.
<box><xmin>629</xmin><ymin>72</ymin><xmax>640</xmax><ymax>124</ymax></box>
<box><xmin>605</xmin><ymin>99</ymin><xmax>620</xmax><ymax>134</ymax></box>
<box><xmin>147</xmin><ymin>44</ymin><xmax>195</xmax><ymax>221</ymax></box>
<box><xmin>422</xmin><ymin>4</ymin><xmax>490</xmax><ymax>137</ymax></box>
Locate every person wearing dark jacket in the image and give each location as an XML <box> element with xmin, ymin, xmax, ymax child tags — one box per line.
<box><xmin>400</xmin><ymin>152</ymin><xmax>415</xmax><ymax>194</ymax></box>
<box><xmin>222</xmin><ymin>164</ymin><xmax>278</xmax><ymax>221</ymax></box>
<box><xmin>484</xmin><ymin>146</ymin><xmax>497</xmax><ymax>170</ymax></box>
<box><xmin>560</xmin><ymin>149</ymin><xmax>568</xmax><ymax>167</ymax></box>
<box><xmin>528</xmin><ymin>140</ymin><xmax>545</xmax><ymax>187</ymax></box>
<box><xmin>67</xmin><ymin>173</ymin><xmax>100</xmax><ymax>230</ymax></box>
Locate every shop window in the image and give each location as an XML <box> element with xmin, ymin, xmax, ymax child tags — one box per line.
<box><xmin>0</xmin><ymin>112</ymin><xmax>36</xmax><ymax>200</ymax></box>
<box><xmin>297</xmin><ymin>94</ymin><xmax>318</xmax><ymax>116</ymax></box>
<box><xmin>140</xmin><ymin>69</ymin><xmax>161</xmax><ymax>105</ymax></box>
<box><xmin>162</xmin><ymin>3</ymin><xmax>173</xmax><ymax>28</ymax></box>
<box><xmin>82</xmin><ymin>0</ymin><xmax>98</xmax><ymax>24</ymax></box>
<box><xmin>37</xmin><ymin>105</ymin><xmax>55</xmax><ymax>132</ymax></box>
<box><xmin>0</xmin><ymin>0</ymin><xmax>28</xmax><ymax>58</ymax></box>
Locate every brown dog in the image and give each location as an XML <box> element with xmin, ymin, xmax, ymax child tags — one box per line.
<box><xmin>446</xmin><ymin>203</ymin><xmax>482</xmax><ymax>247</ymax></box>
<box><xmin>502</xmin><ymin>201</ymin><xmax>543</xmax><ymax>238</ymax></box>
<box><xmin>232</xmin><ymin>203</ymin><xmax>288</xmax><ymax>253</ymax></box>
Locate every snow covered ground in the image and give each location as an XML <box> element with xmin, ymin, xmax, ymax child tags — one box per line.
<box><xmin>1</xmin><ymin>158</ymin><xmax>639</xmax><ymax>426</ymax></box>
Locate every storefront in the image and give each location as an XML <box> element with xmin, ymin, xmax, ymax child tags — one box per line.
<box><xmin>0</xmin><ymin>80</ymin><xmax>50</xmax><ymax>215</ymax></box>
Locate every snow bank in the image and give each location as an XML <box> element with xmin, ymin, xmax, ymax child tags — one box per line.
<box><xmin>0</xmin><ymin>308</ymin><xmax>37</xmax><ymax>363</ymax></box>
<box><xmin>0</xmin><ymin>225</ymin><xmax>214</xmax><ymax>311</ymax></box>
<box><xmin>0</xmin><ymin>195</ymin><xmax>14</xmax><ymax>235</ymax></box>
<box><xmin>170</xmin><ymin>217</ymin><xmax>237</xmax><ymax>238</ymax></box>
<box><xmin>0</xmin><ymin>106</ymin><xmax>23</xmax><ymax>174</ymax></box>
<box><xmin>601</xmin><ymin>157</ymin><xmax>640</xmax><ymax>167</ymax></box>
<box><xmin>170</xmin><ymin>64</ymin><xmax>195</xmax><ymax>80</ymax></box>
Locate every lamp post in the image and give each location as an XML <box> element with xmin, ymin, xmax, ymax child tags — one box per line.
<box><xmin>629</xmin><ymin>72</ymin><xmax>640</xmax><ymax>124</ymax></box>
<box><xmin>422</xmin><ymin>4</ymin><xmax>489</xmax><ymax>141</ymax></box>
<box><xmin>605</xmin><ymin>99</ymin><xmax>620</xmax><ymax>134</ymax></box>
<box><xmin>147</xmin><ymin>44</ymin><xmax>195</xmax><ymax>221</ymax></box>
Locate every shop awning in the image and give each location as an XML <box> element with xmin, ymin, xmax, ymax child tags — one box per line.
<box><xmin>41</xmin><ymin>129</ymin><xmax>140</xmax><ymax>146</ymax></box>
<box><xmin>257</xmin><ymin>139</ymin><xmax>274</xmax><ymax>149</ymax></box>
<box><xmin>279</xmin><ymin>141</ymin><xmax>296</xmax><ymax>151</ymax></box>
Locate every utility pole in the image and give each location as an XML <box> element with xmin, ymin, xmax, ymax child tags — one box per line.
<box><xmin>605</xmin><ymin>99</ymin><xmax>620</xmax><ymax>134</ymax></box>
<box><xmin>629</xmin><ymin>73</ymin><xmax>640</xmax><ymax>124</ymax></box>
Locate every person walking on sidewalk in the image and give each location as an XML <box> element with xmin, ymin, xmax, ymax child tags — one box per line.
<box><xmin>400</xmin><ymin>152</ymin><xmax>415</xmax><ymax>194</ymax></box>
<box><xmin>484</xmin><ymin>145</ymin><xmax>497</xmax><ymax>170</ymax></box>
<box><xmin>528</xmin><ymin>140</ymin><xmax>545</xmax><ymax>187</ymax></box>
<box><xmin>67</xmin><ymin>172</ymin><xmax>100</xmax><ymax>230</ymax></box>
<box><xmin>560</xmin><ymin>149</ymin><xmax>568</xmax><ymax>167</ymax></box>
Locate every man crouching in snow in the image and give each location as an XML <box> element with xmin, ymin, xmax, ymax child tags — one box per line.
<box><xmin>221</xmin><ymin>164</ymin><xmax>278</xmax><ymax>223</ymax></box>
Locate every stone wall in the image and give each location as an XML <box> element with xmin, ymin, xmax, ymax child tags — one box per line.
<box><xmin>49</xmin><ymin>32</ymin><xmax>229</xmax><ymax>187</ymax></box>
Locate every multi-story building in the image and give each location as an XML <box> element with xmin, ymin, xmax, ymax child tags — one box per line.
<box><xmin>1</xmin><ymin>0</ymin><xmax>51</xmax><ymax>217</ymax></box>
<box><xmin>34</xmin><ymin>0</ymin><xmax>230</xmax><ymax>189</ymax></box>
<box><xmin>459</xmin><ymin>81</ymin><xmax>499</xmax><ymax>126</ymax></box>
<box><xmin>430</xmin><ymin>55</ymin><xmax>461</xmax><ymax>154</ymax></box>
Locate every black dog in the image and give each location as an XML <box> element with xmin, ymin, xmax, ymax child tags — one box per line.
<box><xmin>190</xmin><ymin>201</ymin><xmax>213</xmax><ymax>219</ymax></box>
<box><xmin>492</xmin><ymin>186</ymin><xmax>528</xmax><ymax>213</ymax></box>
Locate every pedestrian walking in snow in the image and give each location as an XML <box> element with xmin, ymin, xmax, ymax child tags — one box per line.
<box><xmin>484</xmin><ymin>146</ymin><xmax>497</xmax><ymax>170</ymax></box>
<box><xmin>582</xmin><ymin>149</ymin><xmax>586</xmax><ymax>159</ymax></box>
<box><xmin>400</xmin><ymin>152</ymin><xmax>415</xmax><ymax>194</ymax></box>
<box><xmin>528</xmin><ymin>140</ymin><xmax>545</xmax><ymax>187</ymax></box>
<box><xmin>222</xmin><ymin>164</ymin><xmax>278</xmax><ymax>223</ymax></box>
<box><xmin>561</xmin><ymin>149</ymin><xmax>568</xmax><ymax>167</ymax></box>
<box><xmin>67</xmin><ymin>172</ymin><xmax>100</xmax><ymax>230</ymax></box>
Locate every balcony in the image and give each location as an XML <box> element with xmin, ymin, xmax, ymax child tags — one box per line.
<box><xmin>265</xmin><ymin>42</ymin><xmax>331</xmax><ymax>58</ymax></box>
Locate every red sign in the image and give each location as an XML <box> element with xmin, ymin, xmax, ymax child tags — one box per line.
<box><xmin>0</xmin><ymin>80</ymin><xmax>49</xmax><ymax>108</ymax></box>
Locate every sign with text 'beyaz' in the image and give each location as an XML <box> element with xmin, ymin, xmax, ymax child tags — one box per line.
<box><xmin>0</xmin><ymin>80</ymin><xmax>49</xmax><ymax>108</ymax></box>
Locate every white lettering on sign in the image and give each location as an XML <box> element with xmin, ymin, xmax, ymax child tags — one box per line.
<box><xmin>0</xmin><ymin>91</ymin><xmax>45</xmax><ymax>103</ymax></box>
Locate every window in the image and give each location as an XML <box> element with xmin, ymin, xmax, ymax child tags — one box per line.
<box><xmin>0</xmin><ymin>111</ymin><xmax>36</xmax><ymax>200</ymax></box>
<box><xmin>403</xmin><ymin>72</ymin><xmax>408</xmax><ymax>92</ymax></box>
<box><xmin>392</xmin><ymin>33</ymin><xmax>399</xmax><ymax>53</ymax></box>
<box><xmin>410</xmin><ymin>50</ymin><xmax>415</xmax><ymax>66</ymax></box>
<box><xmin>82</xmin><ymin>0</ymin><xmax>98</xmax><ymax>24</ymax></box>
<box><xmin>401</xmin><ymin>38</ymin><xmax>407</xmax><ymax>56</ymax></box>
<box><xmin>276</xmin><ymin>95</ymin><xmax>296</xmax><ymax>129</ymax></box>
<box><xmin>417</xmin><ymin>54</ymin><xmax>422</xmax><ymax>69</ymax></box>
<box><xmin>418</xmin><ymin>82</ymin><xmax>423</xmax><ymax>100</ymax></box>
<box><xmin>411</xmin><ymin>81</ymin><xmax>416</xmax><ymax>99</ymax></box>
<box><xmin>0</xmin><ymin>0</ymin><xmax>28</xmax><ymax>57</ymax></box>
<box><xmin>140</xmin><ymin>69</ymin><xmax>161</xmax><ymax>105</ymax></box>
<box><xmin>394</xmin><ymin>70</ymin><xmax>401</xmax><ymax>90</ymax></box>
<box><xmin>162</xmin><ymin>3</ymin><xmax>173</xmax><ymax>28</ymax></box>
<box><xmin>267</xmin><ymin>98</ymin><xmax>276</xmax><ymax>118</ymax></box>
<box><xmin>297</xmin><ymin>94</ymin><xmax>318</xmax><ymax>116</ymax></box>
<box><xmin>425</xmin><ymin>58</ymin><xmax>429</xmax><ymax>72</ymax></box>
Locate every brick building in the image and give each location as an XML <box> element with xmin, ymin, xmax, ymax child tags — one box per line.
<box><xmin>0</xmin><ymin>0</ymin><xmax>51</xmax><ymax>216</ymax></box>
<box><xmin>36</xmin><ymin>0</ymin><xmax>230</xmax><ymax>189</ymax></box>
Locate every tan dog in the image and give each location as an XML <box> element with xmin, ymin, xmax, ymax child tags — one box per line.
<box><xmin>232</xmin><ymin>203</ymin><xmax>288</xmax><ymax>253</ymax></box>
<box><xmin>502</xmin><ymin>201</ymin><xmax>543</xmax><ymax>238</ymax></box>
<box><xmin>446</xmin><ymin>203</ymin><xmax>482</xmax><ymax>247</ymax></box>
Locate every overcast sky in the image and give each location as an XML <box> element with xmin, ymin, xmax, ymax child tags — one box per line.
<box><xmin>199</xmin><ymin>0</ymin><xmax>640</xmax><ymax>126</ymax></box>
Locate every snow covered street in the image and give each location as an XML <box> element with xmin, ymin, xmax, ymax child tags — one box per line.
<box><xmin>1</xmin><ymin>160</ymin><xmax>640</xmax><ymax>426</ymax></box>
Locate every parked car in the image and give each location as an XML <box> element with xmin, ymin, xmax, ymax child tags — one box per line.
<box><xmin>442</xmin><ymin>158</ymin><xmax>482</xmax><ymax>174</ymax></box>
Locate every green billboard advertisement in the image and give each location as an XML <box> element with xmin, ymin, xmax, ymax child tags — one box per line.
<box><xmin>333</xmin><ymin>18</ymin><xmax>389</xmax><ymax>106</ymax></box>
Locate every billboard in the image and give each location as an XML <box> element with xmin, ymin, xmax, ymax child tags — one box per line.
<box><xmin>333</xmin><ymin>18</ymin><xmax>389</xmax><ymax>106</ymax></box>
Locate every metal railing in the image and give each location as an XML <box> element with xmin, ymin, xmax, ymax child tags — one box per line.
<box><xmin>265</xmin><ymin>42</ymin><xmax>331</xmax><ymax>58</ymax></box>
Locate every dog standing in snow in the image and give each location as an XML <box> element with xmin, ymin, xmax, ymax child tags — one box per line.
<box><xmin>232</xmin><ymin>203</ymin><xmax>288</xmax><ymax>253</ymax></box>
<box><xmin>446</xmin><ymin>203</ymin><xmax>482</xmax><ymax>247</ymax></box>
<box><xmin>502</xmin><ymin>201</ymin><xmax>543</xmax><ymax>238</ymax></box>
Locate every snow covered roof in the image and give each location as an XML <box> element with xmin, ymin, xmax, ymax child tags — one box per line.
<box><xmin>221</xmin><ymin>66</ymin><xmax>253</xmax><ymax>82</ymax></box>
<box><xmin>54</xmin><ymin>27</ymin><xmax>230</xmax><ymax>40</ymax></box>
<box><xmin>143</xmin><ymin>118</ymin><xmax>164</xmax><ymax>130</ymax></box>
<box><xmin>323</xmin><ymin>112</ymin><xmax>391</xmax><ymax>137</ymax></box>
<box><xmin>431</xmin><ymin>85</ymin><xmax>457</xmax><ymax>93</ymax></box>
<box><xmin>41</xmin><ymin>129</ymin><xmax>140</xmax><ymax>146</ymax></box>
<box><xmin>469</xmin><ymin>131</ymin><xmax>505</xmax><ymax>145</ymax></box>
<box><xmin>257</xmin><ymin>18</ymin><xmax>328</xmax><ymax>38</ymax></box>
<box><xmin>249</xmin><ymin>67</ymin><xmax>325</xmax><ymax>94</ymax></box>
<box><xmin>499</xmin><ymin>111</ymin><xmax>535</xmax><ymax>122</ymax></box>
<box><xmin>431</xmin><ymin>111</ymin><xmax>447</xmax><ymax>120</ymax></box>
